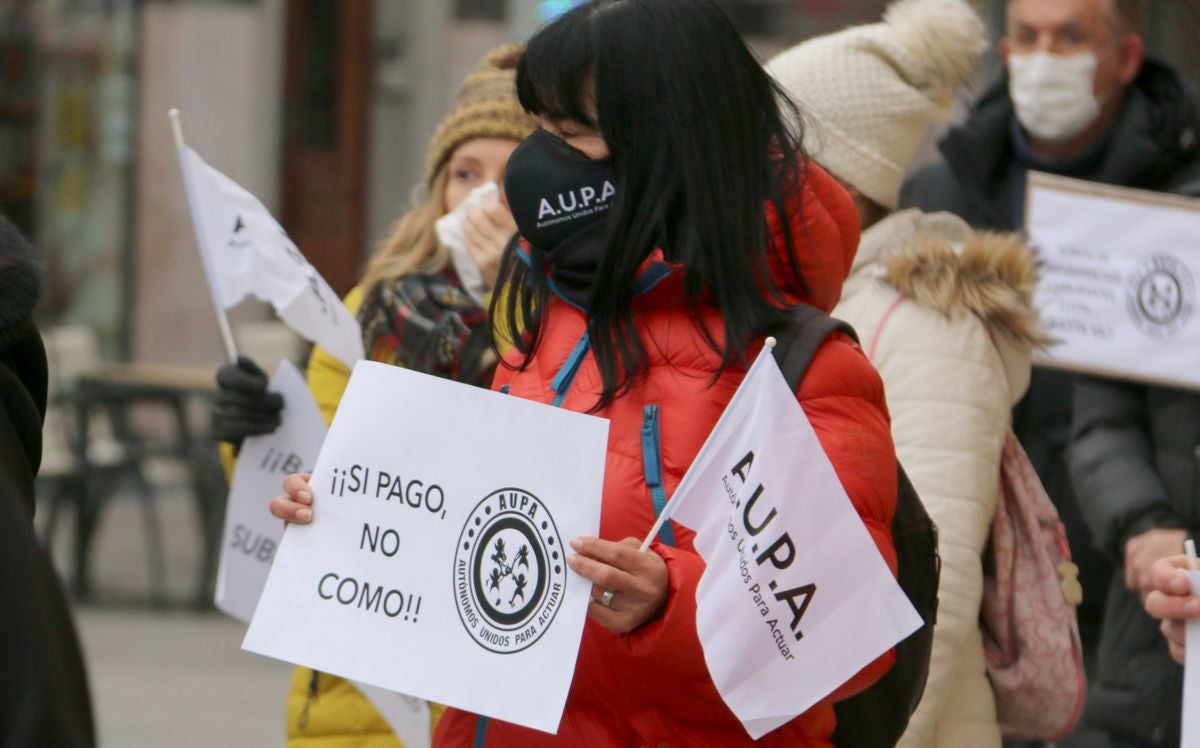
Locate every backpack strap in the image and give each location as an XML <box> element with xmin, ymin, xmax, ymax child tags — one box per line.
<box><xmin>770</xmin><ymin>304</ymin><xmax>860</xmax><ymax>392</ymax></box>
<box><xmin>771</xmin><ymin>304</ymin><xmax>942</xmax><ymax>747</ymax></box>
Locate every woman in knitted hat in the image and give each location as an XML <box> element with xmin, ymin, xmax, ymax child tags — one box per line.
<box><xmin>768</xmin><ymin>2</ymin><xmax>1050</xmax><ymax>746</ymax></box>
<box><xmin>307</xmin><ymin>43</ymin><xmax>537</xmax><ymax>421</ymax></box>
<box><xmin>212</xmin><ymin>44</ymin><xmax>536</xmax><ymax>747</ymax></box>
<box><xmin>275</xmin><ymin>0</ymin><xmax>903</xmax><ymax>744</ymax></box>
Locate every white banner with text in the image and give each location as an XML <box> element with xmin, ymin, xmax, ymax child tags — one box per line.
<box><xmin>215</xmin><ymin>360</ymin><xmax>326</xmax><ymax>623</ymax></box>
<box><xmin>242</xmin><ymin>362</ymin><xmax>608</xmax><ymax>734</ymax></box>
<box><xmin>1027</xmin><ymin>171</ymin><xmax>1200</xmax><ymax>389</ymax></box>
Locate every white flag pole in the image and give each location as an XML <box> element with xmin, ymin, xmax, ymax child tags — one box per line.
<box><xmin>170</xmin><ymin>109</ymin><xmax>240</xmax><ymax>363</ymax></box>
<box><xmin>637</xmin><ymin>336</ymin><xmax>778</xmax><ymax>552</ymax></box>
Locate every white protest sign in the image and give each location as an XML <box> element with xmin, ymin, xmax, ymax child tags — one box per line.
<box><xmin>1026</xmin><ymin>171</ymin><xmax>1200</xmax><ymax>389</ymax></box>
<box><xmin>1183</xmin><ymin>570</ymin><xmax>1200</xmax><ymax>746</ymax></box>
<box><xmin>650</xmin><ymin>345</ymin><xmax>922</xmax><ymax>739</ymax></box>
<box><xmin>242</xmin><ymin>361</ymin><xmax>608</xmax><ymax>734</ymax></box>
<box><xmin>215</xmin><ymin>360</ymin><xmax>326</xmax><ymax>623</ymax></box>
<box><xmin>178</xmin><ymin>144</ymin><xmax>364</xmax><ymax>368</ymax></box>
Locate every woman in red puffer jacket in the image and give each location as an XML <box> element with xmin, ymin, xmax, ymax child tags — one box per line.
<box><xmin>274</xmin><ymin>1</ymin><xmax>898</xmax><ymax>744</ymax></box>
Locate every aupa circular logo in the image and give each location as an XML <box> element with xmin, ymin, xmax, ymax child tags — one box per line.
<box><xmin>453</xmin><ymin>488</ymin><xmax>566</xmax><ymax>654</ymax></box>
<box><xmin>1127</xmin><ymin>254</ymin><xmax>1195</xmax><ymax>338</ymax></box>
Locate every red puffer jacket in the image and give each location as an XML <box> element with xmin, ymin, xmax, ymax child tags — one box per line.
<box><xmin>434</xmin><ymin>162</ymin><xmax>898</xmax><ymax>747</ymax></box>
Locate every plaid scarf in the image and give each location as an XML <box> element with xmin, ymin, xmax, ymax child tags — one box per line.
<box><xmin>356</xmin><ymin>270</ymin><xmax>496</xmax><ymax>387</ymax></box>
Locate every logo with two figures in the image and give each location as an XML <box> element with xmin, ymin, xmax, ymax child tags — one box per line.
<box><xmin>1127</xmin><ymin>254</ymin><xmax>1195</xmax><ymax>338</ymax></box>
<box><xmin>454</xmin><ymin>488</ymin><xmax>566</xmax><ymax>654</ymax></box>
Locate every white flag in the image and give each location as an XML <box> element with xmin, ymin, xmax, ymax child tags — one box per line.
<box><xmin>662</xmin><ymin>346</ymin><xmax>922</xmax><ymax>739</ymax></box>
<box><xmin>178</xmin><ymin>145</ymin><xmax>364</xmax><ymax>368</ymax></box>
<box><xmin>215</xmin><ymin>360</ymin><xmax>327</xmax><ymax>623</ymax></box>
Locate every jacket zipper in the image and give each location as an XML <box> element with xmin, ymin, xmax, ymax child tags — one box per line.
<box><xmin>474</xmin><ymin>716</ymin><xmax>489</xmax><ymax>748</ymax></box>
<box><xmin>641</xmin><ymin>404</ymin><xmax>676</xmax><ymax>547</ymax></box>
<box><xmin>473</xmin><ymin>332</ymin><xmax>589</xmax><ymax>748</ymax></box>
<box><xmin>297</xmin><ymin>670</ymin><xmax>319</xmax><ymax>730</ymax></box>
<box><xmin>550</xmin><ymin>332</ymin><xmax>590</xmax><ymax>408</ymax></box>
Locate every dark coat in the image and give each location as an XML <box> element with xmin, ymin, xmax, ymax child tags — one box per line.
<box><xmin>903</xmin><ymin>59</ymin><xmax>1200</xmax><ymax>746</ymax></box>
<box><xmin>901</xmin><ymin>59</ymin><xmax>1200</xmax><ymax>227</ymax></box>
<box><xmin>1070</xmin><ymin>378</ymin><xmax>1200</xmax><ymax>746</ymax></box>
<box><xmin>0</xmin><ymin>217</ymin><xmax>95</xmax><ymax>747</ymax></box>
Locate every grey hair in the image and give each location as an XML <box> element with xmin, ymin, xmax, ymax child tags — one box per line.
<box><xmin>1005</xmin><ymin>0</ymin><xmax>1144</xmax><ymax>35</ymax></box>
<box><xmin>1107</xmin><ymin>0</ymin><xmax>1145</xmax><ymax>34</ymax></box>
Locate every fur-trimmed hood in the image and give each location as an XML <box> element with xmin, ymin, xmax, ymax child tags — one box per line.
<box><xmin>842</xmin><ymin>209</ymin><xmax>1046</xmax><ymax>402</ymax></box>
<box><xmin>850</xmin><ymin>209</ymin><xmax>1046</xmax><ymax>348</ymax></box>
<box><xmin>884</xmin><ymin>226</ymin><xmax>1048</xmax><ymax>350</ymax></box>
<box><xmin>0</xmin><ymin>214</ymin><xmax>39</xmax><ymax>343</ymax></box>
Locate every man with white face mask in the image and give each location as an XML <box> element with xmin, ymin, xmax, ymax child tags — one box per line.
<box><xmin>904</xmin><ymin>0</ymin><xmax>1198</xmax><ymax>252</ymax></box>
<box><xmin>904</xmin><ymin>3</ymin><xmax>1200</xmax><ymax>747</ymax></box>
<box><xmin>1005</xmin><ymin>0</ymin><xmax>1145</xmax><ymax>161</ymax></box>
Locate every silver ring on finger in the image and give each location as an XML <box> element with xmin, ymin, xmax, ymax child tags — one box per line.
<box><xmin>600</xmin><ymin>589</ymin><xmax>615</xmax><ymax>608</ymax></box>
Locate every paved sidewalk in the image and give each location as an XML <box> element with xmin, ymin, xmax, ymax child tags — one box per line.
<box><xmin>46</xmin><ymin>487</ymin><xmax>292</xmax><ymax>747</ymax></box>
<box><xmin>75</xmin><ymin>606</ymin><xmax>290</xmax><ymax>748</ymax></box>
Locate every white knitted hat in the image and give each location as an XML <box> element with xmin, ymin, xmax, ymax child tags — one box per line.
<box><xmin>766</xmin><ymin>0</ymin><xmax>986</xmax><ymax>210</ymax></box>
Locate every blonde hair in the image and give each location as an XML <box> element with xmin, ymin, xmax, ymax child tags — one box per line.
<box><xmin>358</xmin><ymin>42</ymin><xmax>534</xmax><ymax>296</ymax></box>
<box><xmin>359</xmin><ymin>167</ymin><xmax>452</xmax><ymax>294</ymax></box>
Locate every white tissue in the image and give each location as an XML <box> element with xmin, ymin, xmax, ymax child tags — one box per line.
<box><xmin>434</xmin><ymin>182</ymin><xmax>500</xmax><ymax>305</ymax></box>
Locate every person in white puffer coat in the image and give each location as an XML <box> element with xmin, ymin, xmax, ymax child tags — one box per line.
<box><xmin>768</xmin><ymin>1</ymin><xmax>1048</xmax><ymax>745</ymax></box>
<box><xmin>837</xmin><ymin>214</ymin><xmax>1042</xmax><ymax>746</ymax></box>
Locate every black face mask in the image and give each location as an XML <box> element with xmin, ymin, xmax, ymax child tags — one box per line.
<box><xmin>504</xmin><ymin>129</ymin><xmax>618</xmax><ymax>252</ymax></box>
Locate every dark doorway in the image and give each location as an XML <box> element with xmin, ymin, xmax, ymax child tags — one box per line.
<box><xmin>281</xmin><ymin>0</ymin><xmax>370</xmax><ymax>297</ymax></box>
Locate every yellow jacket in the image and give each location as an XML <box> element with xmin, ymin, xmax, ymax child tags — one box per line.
<box><xmin>287</xmin><ymin>285</ymin><xmax>446</xmax><ymax>748</ymax></box>
<box><xmin>305</xmin><ymin>286</ymin><xmax>365</xmax><ymax>425</ymax></box>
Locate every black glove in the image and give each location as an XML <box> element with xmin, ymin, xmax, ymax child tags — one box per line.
<box><xmin>211</xmin><ymin>356</ymin><xmax>284</xmax><ymax>447</ymax></box>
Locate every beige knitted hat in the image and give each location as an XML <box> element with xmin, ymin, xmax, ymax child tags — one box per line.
<box><xmin>425</xmin><ymin>44</ymin><xmax>538</xmax><ymax>186</ymax></box>
<box><xmin>766</xmin><ymin>0</ymin><xmax>986</xmax><ymax>210</ymax></box>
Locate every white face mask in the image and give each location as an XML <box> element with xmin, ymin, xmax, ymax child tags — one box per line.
<box><xmin>1008</xmin><ymin>51</ymin><xmax>1101</xmax><ymax>143</ymax></box>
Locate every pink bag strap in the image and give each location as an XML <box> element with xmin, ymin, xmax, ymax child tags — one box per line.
<box><xmin>983</xmin><ymin>327</ymin><xmax>1018</xmax><ymax>417</ymax></box>
<box><xmin>866</xmin><ymin>293</ymin><xmax>907</xmax><ymax>362</ymax></box>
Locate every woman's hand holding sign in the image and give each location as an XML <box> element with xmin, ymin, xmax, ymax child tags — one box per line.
<box><xmin>271</xmin><ymin>472</ymin><xmax>315</xmax><ymax>524</ymax></box>
<box><xmin>568</xmin><ymin>536</ymin><xmax>668</xmax><ymax>633</ymax></box>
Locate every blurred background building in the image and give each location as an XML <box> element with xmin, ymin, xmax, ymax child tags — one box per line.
<box><xmin>1</xmin><ymin>0</ymin><xmax>1194</xmax><ymax>366</ymax></box>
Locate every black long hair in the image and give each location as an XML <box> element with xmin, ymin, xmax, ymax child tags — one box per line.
<box><xmin>495</xmin><ymin>0</ymin><xmax>812</xmax><ymax>410</ymax></box>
